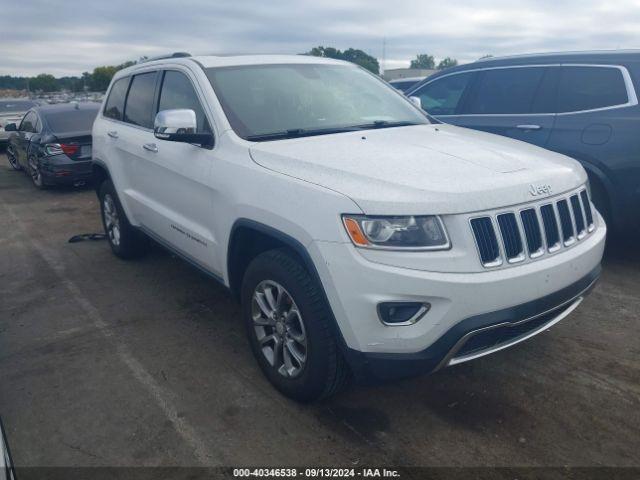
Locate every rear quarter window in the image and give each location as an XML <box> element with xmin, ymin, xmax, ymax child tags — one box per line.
<box><xmin>103</xmin><ymin>77</ymin><xmax>130</xmax><ymax>121</ymax></box>
<box><xmin>557</xmin><ymin>66</ymin><xmax>629</xmax><ymax>113</ymax></box>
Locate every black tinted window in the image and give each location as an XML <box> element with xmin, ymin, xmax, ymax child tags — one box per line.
<box><xmin>466</xmin><ymin>67</ymin><xmax>545</xmax><ymax>114</ymax></box>
<box><xmin>45</xmin><ymin>107</ymin><xmax>99</xmax><ymax>133</ymax></box>
<box><xmin>557</xmin><ymin>66</ymin><xmax>628</xmax><ymax>113</ymax></box>
<box><xmin>19</xmin><ymin>111</ymin><xmax>38</xmax><ymax>132</ymax></box>
<box><xmin>158</xmin><ymin>71</ymin><xmax>210</xmax><ymax>133</ymax></box>
<box><xmin>104</xmin><ymin>77</ymin><xmax>130</xmax><ymax>121</ymax></box>
<box><xmin>413</xmin><ymin>72</ymin><xmax>473</xmax><ymax>115</ymax></box>
<box><xmin>124</xmin><ymin>72</ymin><xmax>157</xmax><ymax>128</ymax></box>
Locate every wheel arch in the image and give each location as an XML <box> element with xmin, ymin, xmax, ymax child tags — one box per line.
<box><xmin>92</xmin><ymin>159</ymin><xmax>112</xmax><ymax>195</ymax></box>
<box><xmin>227</xmin><ymin>219</ymin><xmax>318</xmax><ymax>302</ymax></box>
<box><xmin>227</xmin><ymin>218</ymin><xmax>351</xmax><ymax>363</ymax></box>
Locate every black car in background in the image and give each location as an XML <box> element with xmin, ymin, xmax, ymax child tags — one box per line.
<box><xmin>407</xmin><ymin>50</ymin><xmax>640</xmax><ymax>233</ymax></box>
<box><xmin>5</xmin><ymin>103</ymin><xmax>99</xmax><ymax>188</ymax></box>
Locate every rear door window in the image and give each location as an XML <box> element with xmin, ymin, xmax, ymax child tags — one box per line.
<box><xmin>557</xmin><ymin>66</ymin><xmax>629</xmax><ymax>113</ymax></box>
<box><xmin>104</xmin><ymin>77</ymin><xmax>130</xmax><ymax>121</ymax></box>
<box><xmin>412</xmin><ymin>72</ymin><xmax>474</xmax><ymax>115</ymax></box>
<box><xmin>123</xmin><ymin>72</ymin><xmax>158</xmax><ymax>128</ymax></box>
<box><xmin>465</xmin><ymin>67</ymin><xmax>546</xmax><ymax>114</ymax></box>
<box><xmin>158</xmin><ymin>70</ymin><xmax>211</xmax><ymax>133</ymax></box>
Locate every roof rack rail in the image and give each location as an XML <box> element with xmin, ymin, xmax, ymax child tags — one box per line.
<box><xmin>141</xmin><ymin>52</ymin><xmax>192</xmax><ymax>63</ymax></box>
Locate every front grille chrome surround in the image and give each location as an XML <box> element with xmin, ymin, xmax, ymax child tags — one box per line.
<box><xmin>470</xmin><ymin>188</ymin><xmax>595</xmax><ymax>268</ymax></box>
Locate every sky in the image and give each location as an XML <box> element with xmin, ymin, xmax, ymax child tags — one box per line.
<box><xmin>2</xmin><ymin>0</ymin><xmax>640</xmax><ymax>77</ymax></box>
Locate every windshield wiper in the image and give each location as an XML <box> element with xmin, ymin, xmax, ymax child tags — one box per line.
<box><xmin>354</xmin><ymin>120</ymin><xmax>425</xmax><ymax>130</ymax></box>
<box><xmin>245</xmin><ymin>126</ymin><xmax>362</xmax><ymax>142</ymax></box>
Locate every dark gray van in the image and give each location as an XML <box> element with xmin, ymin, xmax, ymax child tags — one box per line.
<box><xmin>407</xmin><ymin>50</ymin><xmax>640</xmax><ymax>232</ymax></box>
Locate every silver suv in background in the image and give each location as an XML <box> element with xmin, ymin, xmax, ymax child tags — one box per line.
<box><xmin>0</xmin><ymin>99</ymin><xmax>37</xmax><ymax>145</ymax></box>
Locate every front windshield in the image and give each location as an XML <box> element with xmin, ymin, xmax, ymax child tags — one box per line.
<box><xmin>205</xmin><ymin>63</ymin><xmax>429</xmax><ymax>140</ymax></box>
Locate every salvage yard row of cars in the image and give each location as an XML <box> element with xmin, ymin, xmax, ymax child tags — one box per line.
<box><xmin>2</xmin><ymin>49</ymin><xmax>636</xmax><ymax>401</ymax></box>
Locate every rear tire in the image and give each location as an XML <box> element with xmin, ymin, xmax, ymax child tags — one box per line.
<box><xmin>98</xmin><ymin>179</ymin><xmax>149</xmax><ymax>259</ymax></box>
<box><xmin>241</xmin><ymin>248</ymin><xmax>350</xmax><ymax>402</ymax></box>
<box><xmin>28</xmin><ymin>154</ymin><xmax>46</xmax><ymax>189</ymax></box>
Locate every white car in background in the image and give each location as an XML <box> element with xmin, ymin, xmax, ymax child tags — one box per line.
<box><xmin>91</xmin><ymin>53</ymin><xmax>606</xmax><ymax>401</ymax></box>
<box><xmin>0</xmin><ymin>99</ymin><xmax>36</xmax><ymax>144</ymax></box>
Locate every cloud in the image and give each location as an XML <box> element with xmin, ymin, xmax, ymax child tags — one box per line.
<box><xmin>1</xmin><ymin>0</ymin><xmax>640</xmax><ymax>76</ymax></box>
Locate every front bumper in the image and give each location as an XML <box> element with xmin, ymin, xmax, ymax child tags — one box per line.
<box><xmin>345</xmin><ymin>266</ymin><xmax>599</xmax><ymax>381</ymax></box>
<box><xmin>310</xmin><ymin>215</ymin><xmax>606</xmax><ymax>379</ymax></box>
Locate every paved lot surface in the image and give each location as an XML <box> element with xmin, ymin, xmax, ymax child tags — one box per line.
<box><xmin>0</xmin><ymin>153</ymin><xmax>639</xmax><ymax>469</ymax></box>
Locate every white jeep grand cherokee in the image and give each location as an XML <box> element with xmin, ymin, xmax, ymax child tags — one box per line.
<box><xmin>92</xmin><ymin>53</ymin><xmax>606</xmax><ymax>401</ymax></box>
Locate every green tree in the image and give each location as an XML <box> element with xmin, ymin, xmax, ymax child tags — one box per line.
<box><xmin>306</xmin><ymin>46</ymin><xmax>380</xmax><ymax>74</ymax></box>
<box><xmin>30</xmin><ymin>73</ymin><xmax>58</xmax><ymax>92</ymax></box>
<box><xmin>90</xmin><ymin>66</ymin><xmax>119</xmax><ymax>91</ymax></box>
<box><xmin>437</xmin><ymin>57</ymin><xmax>458</xmax><ymax>70</ymax></box>
<box><xmin>410</xmin><ymin>54</ymin><xmax>435</xmax><ymax>69</ymax></box>
<box><xmin>341</xmin><ymin>48</ymin><xmax>380</xmax><ymax>74</ymax></box>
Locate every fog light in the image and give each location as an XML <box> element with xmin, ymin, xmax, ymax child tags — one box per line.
<box><xmin>378</xmin><ymin>302</ymin><xmax>430</xmax><ymax>326</ymax></box>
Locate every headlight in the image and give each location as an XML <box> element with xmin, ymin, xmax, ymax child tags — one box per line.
<box><xmin>342</xmin><ymin>215</ymin><xmax>450</xmax><ymax>250</ymax></box>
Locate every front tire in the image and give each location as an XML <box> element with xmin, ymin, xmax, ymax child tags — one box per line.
<box><xmin>241</xmin><ymin>249</ymin><xmax>349</xmax><ymax>402</ymax></box>
<box><xmin>98</xmin><ymin>180</ymin><xmax>149</xmax><ymax>259</ymax></box>
<box><xmin>6</xmin><ymin>145</ymin><xmax>21</xmax><ymax>171</ymax></box>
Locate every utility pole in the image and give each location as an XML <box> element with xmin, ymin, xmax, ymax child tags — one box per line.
<box><xmin>381</xmin><ymin>37</ymin><xmax>386</xmax><ymax>78</ymax></box>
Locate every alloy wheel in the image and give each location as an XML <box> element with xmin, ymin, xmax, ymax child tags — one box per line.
<box><xmin>6</xmin><ymin>146</ymin><xmax>20</xmax><ymax>170</ymax></box>
<box><xmin>103</xmin><ymin>194</ymin><xmax>121</xmax><ymax>247</ymax></box>
<box><xmin>28</xmin><ymin>156</ymin><xmax>42</xmax><ymax>187</ymax></box>
<box><xmin>252</xmin><ymin>280</ymin><xmax>308</xmax><ymax>378</ymax></box>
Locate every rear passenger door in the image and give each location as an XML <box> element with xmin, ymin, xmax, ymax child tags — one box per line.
<box><xmin>455</xmin><ymin>66</ymin><xmax>558</xmax><ymax>147</ymax></box>
<box><xmin>548</xmin><ymin>65</ymin><xmax>633</xmax><ymax>153</ymax></box>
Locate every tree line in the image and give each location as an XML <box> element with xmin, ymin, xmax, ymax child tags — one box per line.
<box><xmin>0</xmin><ymin>49</ymin><xmax>469</xmax><ymax>93</ymax></box>
<box><xmin>0</xmin><ymin>60</ymin><xmax>137</xmax><ymax>93</ymax></box>
<box><xmin>306</xmin><ymin>47</ymin><xmax>462</xmax><ymax>74</ymax></box>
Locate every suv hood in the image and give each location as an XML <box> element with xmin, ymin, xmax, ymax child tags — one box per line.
<box><xmin>249</xmin><ymin>124</ymin><xmax>587</xmax><ymax>215</ymax></box>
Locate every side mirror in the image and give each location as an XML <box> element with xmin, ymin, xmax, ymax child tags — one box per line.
<box><xmin>154</xmin><ymin>109</ymin><xmax>213</xmax><ymax>148</ymax></box>
<box><xmin>409</xmin><ymin>96</ymin><xmax>422</xmax><ymax>108</ymax></box>
<box><xmin>4</xmin><ymin>123</ymin><xmax>17</xmax><ymax>132</ymax></box>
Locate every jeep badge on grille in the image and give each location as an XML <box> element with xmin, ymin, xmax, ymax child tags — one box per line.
<box><xmin>529</xmin><ymin>183</ymin><xmax>552</xmax><ymax>196</ymax></box>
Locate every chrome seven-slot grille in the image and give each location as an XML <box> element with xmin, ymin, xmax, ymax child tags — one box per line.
<box><xmin>470</xmin><ymin>189</ymin><xmax>595</xmax><ymax>268</ymax></box>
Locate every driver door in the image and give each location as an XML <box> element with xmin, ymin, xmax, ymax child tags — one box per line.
<box><xmin>14</xmin><ymin>111</ymin><xmax>39</xmax><ymax>167</ymax></box>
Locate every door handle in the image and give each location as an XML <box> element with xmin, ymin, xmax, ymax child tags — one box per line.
<box><xmin>142</xmin><ymin>143</ymin><xmax>158</xmax><ymax>153</ymax></box>
<box><xmin>107</xmin><ymin>130</ymin><xmax>118</xmax><ymax>139</ymax></box>
<box><xmin>516</xmin><ymin>124</ymin><xmax>542</xmax><ymax>131</ymax></box>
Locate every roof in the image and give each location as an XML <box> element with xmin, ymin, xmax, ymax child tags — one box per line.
<box><xmin>476</xmin><ymin>49</ymin><xmax>640</xmax><ymax>64</ymax></box>
<box><xmin>122</xmin><ymin>54</ymin><xmax>349</xmax><ymax>74</ymax></box>
<box><xmin>193</xmin><ymin>54</ymin><xmax>348</xmax><ymax>68</ymax></box>
<box><xmin>407</xmin><ymin>49</ymin><xmax>640</xmax><ymax>93</ymax></box>
<box><xmin>33</xmin><ymin>103</ymin><xmax>101</xmax><ymax>114</ymax></box>
<box><xmin>389</xmin><ymin>76</ymin><xmax>426</xmax><ymax>83</ymax></box>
